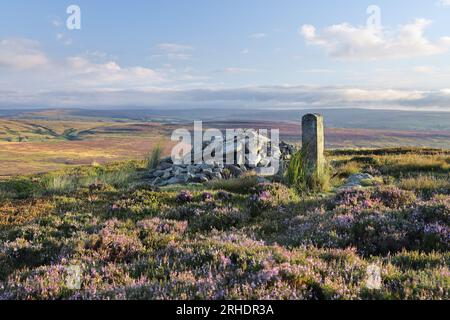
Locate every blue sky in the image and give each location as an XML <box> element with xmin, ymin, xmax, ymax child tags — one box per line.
<box><xmin>1</xmin><ymin>0</ymin><xmax>450</xmax><ymax>110</ymax></box>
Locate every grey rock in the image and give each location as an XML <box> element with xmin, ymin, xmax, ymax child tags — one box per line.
<box><xmin>151</xmin><ymin>177</ymin><xmax>162</xmax><ymax>185</ymax></box>
<box><xmin>166</xmin><ymin>176</ymin><xmax>186</xmax><ymax>185</ymax></box>
<box><xmin>340</xmin><ymin>173</ymin><xmax>375</xmax><ymax>189</ymax></box>
<box><xmin>225</xmin><ymin>164</ymin><xmax>243</xmax><ymax>177</ymax></box>
<box><xmin>190</xmin><ymin>174</ymin><xmax>209</xmax><ymax>183</ymax></box>
<box><xmin>158</xmin><ymin>162</ymin><xmax>173</xmax><ymax>170</ymax></box>
<box><xmin>212</xmin><ymin>172</ymin><xmax>222</xmax><ymax>179</ymax></box>
<box><xmin>162</xmin><ymin>170</ymin><xmax>173</xmax><ymax>179</ymax></box>
<box><xmin>153</xmin><ymin>170</ymin><xmax>165</xmax><ymax>177</ymax></box>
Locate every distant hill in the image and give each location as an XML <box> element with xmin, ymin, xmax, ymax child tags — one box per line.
<box><xmin>1</xmin><ymin>108</ymin><xmax>448</xmax><ymax>132</ymax></box>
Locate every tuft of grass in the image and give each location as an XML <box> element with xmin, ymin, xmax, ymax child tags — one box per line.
<box><xmin>206</xmin><ymin>172</ymin><xmax>259</xmax><ymax>194</ymax></box>
<box><xmin>285</xmin><ymin>149</ymin><xmax>330</xmax><ymax>194</ymax></box>
<box><xmin>147</xmin><ymin>145</ymin><xmax>163</xmax><ymax>170</ymax></box>
<box><xmin>42</xmin><ymin>174</ymin><xmax>78</xmax><ymax>194</ymax></box>
<box><xmin>41</xmin><ymin>163</ymin><xmax>138</xmax><ymax>194</ymax></box>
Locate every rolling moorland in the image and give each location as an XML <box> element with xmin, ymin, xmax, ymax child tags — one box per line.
<box><xmin>0</xmin><ymin>108</ymin><xmax>449</xmax><ymax>176</ymax></box>
<box><xmin>0</xmin><ymin>108</ymin><xmax>448</xmax><ymax>300</ymax></box>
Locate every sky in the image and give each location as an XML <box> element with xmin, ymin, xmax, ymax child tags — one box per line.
<box><xmin>1</xmin><ymin>0</ymin><xmax>450</xmax><ymax>111</ymax></box>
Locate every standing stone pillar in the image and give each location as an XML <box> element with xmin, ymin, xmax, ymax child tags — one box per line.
<box><xmin>302</xmin><ymin>114</ymin><xmax>325</xmax><ymax>176</ymax></box>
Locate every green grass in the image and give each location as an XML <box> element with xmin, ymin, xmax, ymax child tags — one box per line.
<box><xmin>146</xmin><ymin>145</ymin><xmax>163</xmax><ymax>170</ymax></box>
<box><xmin>285</xmin><ymin>148</ymin><xmax>330</xmax><ymax>194</ymax></box>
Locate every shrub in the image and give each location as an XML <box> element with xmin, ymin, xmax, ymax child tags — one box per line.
<box><xmin>92</xmin><ymin>219</ymin><xmax>144</xmax><ymax>262</ymax></box>
<box><xmin>147</xmin><ymin>145</ymin><xmax>163</xmax><ymax>170</ymax></box>
<box><xmin>374</xmin><ymin>187</ymin><xmax>417</xmax><ymax>209</ymax></box>
<box><xmin>248</xmin><ymin>191</ymin><xmax>273</xmax><ymax>216</ymax></box>
<box><xmin>216</xmin><ymin>191</ymin><xmax>233</xmax><ymax>201</ymax></box>
<box><xmin>201</xmin><ymin>192</ymin><xmax>213</xmax><ymax>202</ymax></box>
<box><xmin>189</xmin><ymin>207</ymin><xmax>250</xmax><ymax>232</ymax></box>
<box><xmin>0</xmin><ymin>179</ymin><xmax>40</xmax><ymax>199</ymax></box>
<box><xmin>176</xmin><ymin>191</ymin><xmax>194</xmax><ymax>204</ymax></box>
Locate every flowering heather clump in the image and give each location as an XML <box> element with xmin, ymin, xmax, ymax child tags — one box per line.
<box><xmin>216</xmin><ymin>190</ymin><xmax>232</xmax><ymax>201</ymax></box>
<box><xmin>248</xmin><ymin>190</ymin><xmax>273</xmax><ymax>216</ymax></box>
<box><xmin>176</xmin><ymin>190</ymin><xmax>194</xmax><ymax>204</ymax></box>
<box><xmin>109</xmin><ymin>190</ymin><xmax>163</xmax><ymax>216</ymax></box>
<box><xmin>137</xmin><ymin>218</ymin><xmax>188</xmax><ymax>235</ymax></box>
<box><xmin>374</xmin><ymin>187</ymin><xmax>417</xmax><ymax>208</ymax></box>
<box><xmin>333</xmin><ymin>189</ymin><xmax>377</xmax><ymax>208</ymax></box>
<box><xmin>188</xmin><ymin>206</ymin><xmax>249</xmax><ymax>232</ymax></box>
<box><xmin>333</xmin><ymin>187</ymin><xmax>416</xmax><ymax>210</ymax></box>
<box><xmin>253</xmin><ymin>183</ymin><xmax>298</xmax><ymax>206</ymax></box>
<box><xmin>412</xmin><ymin>195</ymin><xmax>450</xmax><ymax>224</ymax></box>
<box><xmin>92</xmin><ymin>219</ymin><xmax>144</xmax><ymax>262</ymax></box>
<box><xmin>422</xmin><ymin>223</ymin><xmax>450</xmax><ymax>251</ymax></box>
<box><xmin>201</xmin><ymin>192</ymin><xmax>213</xmax><ymax>202</ymax></box>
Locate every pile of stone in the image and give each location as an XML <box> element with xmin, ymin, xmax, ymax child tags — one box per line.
<box><xmin>149</xmin><ymin>132</ymin><xmax>296</xmax><ymax>186</ymax></box>
<box><xmin>279</xmin><ymin>141</ymin><xmax>296</xmax><ymax>160</ymax></box>
<box><xmin>149</xmin><ymin>160</ymin><xmax>246</xmax><ymax>187</ymax></box>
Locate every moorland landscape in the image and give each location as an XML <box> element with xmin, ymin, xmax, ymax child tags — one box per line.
<box><xmin>0</xmin><ymin>109</ymin><xmax>448</xmax><ymax>300</ymax></box>
<box><xmin>1</xmin><ymin>0</ymin><xmax>450</xmax><ymax>303</ymax></box>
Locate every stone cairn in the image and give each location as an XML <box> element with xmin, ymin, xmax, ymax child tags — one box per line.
<box><xmin>149</xmin><ymin>131</ymin><xmax>296</xmax><ymax>187</ymax></box>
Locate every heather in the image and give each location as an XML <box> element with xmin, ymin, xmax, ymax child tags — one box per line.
<box><xmin>0</xmin><ymin>148</ymin><xmax>449</xmax><ymax>300</ymax></box>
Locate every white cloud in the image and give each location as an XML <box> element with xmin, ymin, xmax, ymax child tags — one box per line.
<box><xmin>300</xmin><ymin>19</ymin><xmax>450</xmax><ymax>60</ymax></box>
<box><xmin>250</xmin><ymin>33</ymin><xmax>267</xmax><ymax>39</ymax></box>
<box><xmin>2</xmin><ymin>84</ymin><xmax>450</xmax><ymax>111</ymax></box>
<box><xmin>153</xmin><ymin>43</ymin><xmax>194</xmax><ymax>60</ymax></box>
<box><xmin>0</xmin><ymin>38</ymin><xmax>165</xmax><ymax>92</ymax></box>
<box><xmin>437</xmin><ymin>0</ymin><xmax>450</xmax><ymax>7</ymax></box>
<box><xmin>222</xmin><ymin>67</ymin><xmax>257</xmax><ymax>74</ymax></box>
<box><xmin>301</xmin><ymin>69</ymin><xmax>334</xmax><ymax>74</ymax></box>
<box><xmin>156</xmin><ymin>43</ymin><xmax>193</xmax><ymax>52</ymax></box>
<box><xmin>0</xmin><ymin>39</ymin><xmax>49</xmax><ymax>70</ymax></box>
<box><xmin>413</xmin><ymin>66</ymin><xmax>435</xmax><ymax>73</ymax></box>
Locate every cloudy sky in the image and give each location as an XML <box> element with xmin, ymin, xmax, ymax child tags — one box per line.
<box><xmin>1</xmin><ymin>0</ymin><xmax>450</xmax><ymax>111</ymax></box>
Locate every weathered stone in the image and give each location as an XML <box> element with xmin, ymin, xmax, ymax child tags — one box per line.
<box><xmin>151</xmin><ymin>177</ymin><xmax>162</xmax><ymax>185</ymax></box>
<box><xmin>166</xmin><ymin>176</ymin><xmax>186</xmax><ymax>185</ymax></box>
<box><xmin>302</xmin><ymin>114</ymin><xmax>325</xmax><ymax>177</ymax></box>
<box><xmin>159</xmin><ymin>162</ymin><xmax>173</xmax><ymax>170</ymax></box>
<box><xmin>162</xmin><ymin>170</ymin><xmax>172</xmax><ymax>179</ymax></box>
<box><xmin>190</xmin><ymin>174</ymin><xmax>209</xmax><ymax>183</ymax></box>
<box><xmin>153</xmin><ymin>170</ymin><xmax>165</xmax><ymax>177</ymax></box>
<box><xmin>224</xmin><ymin>164</ymin><xmax>243</xmax><ymax>177</ymax></box>
<box><xmin>212</xmin><ymin>172</ymin><xmax>222</xmax><ymax>179</ymax></box>
<box><xmin>340</xmin><ymin>173</ymin><xmax>375</xmax><ymax>190</ymax></box>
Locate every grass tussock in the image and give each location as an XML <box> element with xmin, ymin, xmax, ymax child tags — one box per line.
<box><xmin>285</xmin><ymin>149</ymin><xmax>330</xmax><ymax>194</ymax></box>
<box><xmin>146</xmin><ymin>145</ymin><xmax>163</xmax><ymax>170</ymax></box>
